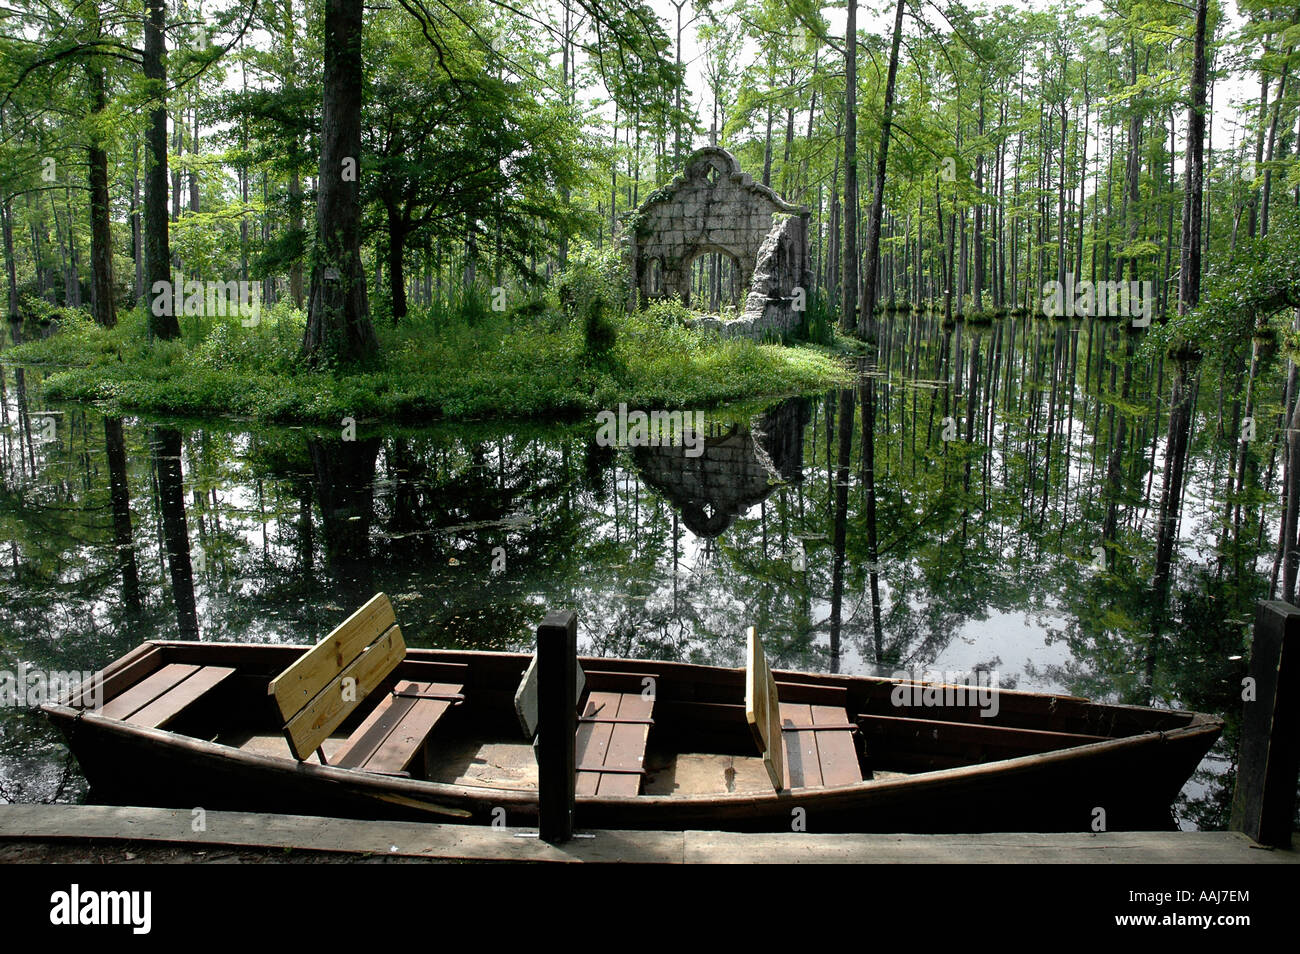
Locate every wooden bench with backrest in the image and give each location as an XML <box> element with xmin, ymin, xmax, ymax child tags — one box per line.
<box><xmin>746</xmin><ymin>627</ymin><xmax>863</xmax><ymax>791</ymax></box>
<box><xmin>268</xmin><ymin>592</ymin><xmax>463</xmax><ymax>775</ymax></box>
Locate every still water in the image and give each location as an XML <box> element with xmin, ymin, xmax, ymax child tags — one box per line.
<box><xmin>1</xmin><ymin>315</ymin><xmax>1271</xmax><ymax>828</ymax></box>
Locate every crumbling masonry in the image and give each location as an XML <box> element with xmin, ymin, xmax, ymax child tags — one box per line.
<box><xmin>624</xmin><ymin>148</ymin><xmax>811</xmax><ymax>340</ymax></box>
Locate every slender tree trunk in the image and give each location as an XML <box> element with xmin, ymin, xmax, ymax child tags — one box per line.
<box><xmin>1178</xmin><ymin>0</ymin><xmax>1208</xmax><ymax>313</ymax></box>
<box><xmin>857</xmin><ymin>0</ymin><xmax>905</xmax><ymax>343</ymax></box>
<box><xmin>840</xmin><ymin>0</ymin><xmax>858</xmax><ymax>334</ymax></box>
<box><xmin>1148</xmin><ymin>1</ymin><xmax>1209</xmax><ymax>694</ymax></box>
<box><xmin>87</xmin><ymin>61</ymin><xmax>116</xmax><ymax>327</ymax></box>
<box><xmin>388</xmin><ymin>214</ymin><xmax>408</xmax><ymax>322</ymax></box>
<box><xmin>153</xmin><ymin>427</ymin><xmax>198</xmax><ymax>638</ymax></box>
<box><xmin>144</xmin><ymin>0</ymin><xmax>178</xmax><ymax>339</ymax></box>
<box><xmin>1</xmin><ymin>196</ymin><xmax>17</xmax><ymax>323</ymax></box>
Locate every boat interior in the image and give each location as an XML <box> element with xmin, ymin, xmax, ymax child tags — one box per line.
<box><xmin>60</xmin><ymin>594</ymin><xmax>1208</xmax><ymax>799</ymax></box>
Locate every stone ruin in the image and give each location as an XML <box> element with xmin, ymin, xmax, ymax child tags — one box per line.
<box><xmin>624</xmin><ymin>147</ymin><xmax>811</xmax><ymax>341</ymax></box>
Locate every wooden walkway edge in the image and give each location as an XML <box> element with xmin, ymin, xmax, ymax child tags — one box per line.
<box><xmin>0</xmin><ymin>805</ymin><xmax>1296</xmax><ymax>863</ymax></box>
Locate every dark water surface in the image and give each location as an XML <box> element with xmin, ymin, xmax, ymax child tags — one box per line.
<box><xmin>1</xmin><ymin>316</ymin><xmax>1271</xmax><ymax>828</ymax></box>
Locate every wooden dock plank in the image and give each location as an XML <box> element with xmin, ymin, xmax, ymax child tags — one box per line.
<box><xmin>0</xmin><ymin>806</ymin><xmax>1294</xmax><ymax>864</ymax></box>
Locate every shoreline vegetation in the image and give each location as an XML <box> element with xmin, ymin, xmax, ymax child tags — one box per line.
<box><xmin>2</xmin><ymin>295</ymin><xmax>853</xmax><ymax>426</ymax></box>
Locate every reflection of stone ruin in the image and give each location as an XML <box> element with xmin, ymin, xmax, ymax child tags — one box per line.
<box><xmin>624</xmin><ymin>147</ymin><xmax>811</xmax><ymax>341</ymax></box>
<box><xmin>632</xmin><ymin>398</ymin><xmax>809</xmax><ymax>537</ymax></box>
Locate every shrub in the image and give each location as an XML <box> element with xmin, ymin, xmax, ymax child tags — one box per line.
<box><xmin>644</xmin><ymin>295</ymin><xmax>694</xmax><ymax>327</ymax></box>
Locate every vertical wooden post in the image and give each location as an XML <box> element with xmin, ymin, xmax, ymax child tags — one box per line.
<box><xmin>1231</xmin><ymin>600</ymin><xmax>1300</xmax><ymax>847</ymax></box>
<box><xmin>537</xmin><ymin>610</ymin><xmax>577</xmax><ymax>844</ymax></box>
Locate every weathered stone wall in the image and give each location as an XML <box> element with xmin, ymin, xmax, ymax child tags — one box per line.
<box><xmin>625</xmin><ymin>147</ymin><xmax>809</xmax><ymax>340</ymax></box>
<box><xmin>690</xmin><ymin>215</ymin><xmax>811</xmax><ymax>340</ymax></box>
<box><xmin>632</xmin><ymin>398</ymin><xmax>809</xmax><ymax>537</ymax></box>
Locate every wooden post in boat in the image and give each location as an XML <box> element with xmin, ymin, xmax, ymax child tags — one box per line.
<box><xmin>537</xmin><ymin>610</ymin><xmax>577</xmax><ymax>844</ymax></box>
<box><xmin>1231</xmin><ymin>600</ymin><xmax>1300</xmax><ymax>847</ymax></box>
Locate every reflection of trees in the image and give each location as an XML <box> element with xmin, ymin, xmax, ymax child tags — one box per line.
<box><xmin>104</xmin><ymin>418</ymin><xmax>141</xmax><ymax>614</ymax></box>
<box><xmin>309</xmin><ymin>435</ymin><xmax>380</xmax><ymax>607</ymax></box>
<box><xmin>151</xmin><ymin>427</ymin><xmax>198</xmax><ymax>638</ymax></box>
<box><xmin>0</xmin><ymin>310</ymin><xmax>1287</xmax><ymax>827</ymax></box>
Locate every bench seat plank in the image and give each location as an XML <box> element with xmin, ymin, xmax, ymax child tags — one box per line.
<box><xmin>282</xmin><ymin>627</ymin><xmax>405</xmax><ymax>760</ymax></box>
<box><xmin>811</xmin><ymin>703</ymin><xmax>863</xmax><ymax>786</ymax></box>
<box><xmin>124</xmin><ymin>666</ymin><xmax>236</xmax><ymax>729</ymax></box>
<box><xmin>576</xmin><ymin>691</ymin><xmax>654</xmax><ymax>796</ymax></box>
<box><xmin>333</xmin><ymin>680</ymin><xmax>463</xmax><ymax>775</ymax></box>
<box><xmin>778</xmin><ymin>702</ymin><xmax>863</xmax><ymax>789</ymax></box>
<box><xmin>100</xmin><ymin>664</ymin><xmax>200</xmax><ymax>721</ymax></box>
<box><xmin>596</xmin><ymin>692</ymin><xmax>654</xmax><ymax>797</ymax></box>
<box><xmin>269</xmin><ymin>593</ymin><xmax>397</xmax><ymax>721</ymax></box>
<box><xmin>780</xmin><ymin>702</ymin><xmax>823</xmax><ymax>789</ymax></box>
<box><xmin>575</xmin><ymin>692</ymin><xmax>620</xmax><ymax>796</ymax></box>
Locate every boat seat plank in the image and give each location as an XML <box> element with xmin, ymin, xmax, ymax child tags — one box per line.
<box><xmin>575</xmin><ymin>692</ymin><xmax>619</xmax><ymax>796</ymax></box>
<box><xmin>123</xmin><ymin>666</ymin><xmax>236</xmax><ymax>729</ymax></box>
<box><xmin>780</xmin><ymin>702</ymin><xmax>822</xmax><ymax>789</ymax></box>
<box><xmin>268</xmin><ymin>593</ymin><xmax>398</xmax><ymax>722</ymax></box>
<box><xmin>576</xmin><ymin>691</ymin><xmax>654</xmax><ymax>796</ymax></box>
<box><xmin>333</xmin><ymin>680</ymin><xmax>464</xmax><ymax>775</ymax></box>
<box><xmin>745</xmin><ymin>628</ymin><xmax>785</xmax><ymax>791</ymax></box>
<box><xmin>68</xmin><ymin>643</ymin><xmax>162</xmax><ymax>709</ymax></box>
<box><xmin>810</xmin><ymin>704</ymin><xmax>863</xmax><ymax>787</ymax></box>
<box><xmin>100</xmin><ymin>664</ymin><xmax>201</xmax><ymax>721</ymax></box>
<box><xmin>777</xmin><ymin>702</ymin><xmax>864</xmax><ymax>790</ymax></box>
<box><xmin>597</xmin><ymin>692</ymin><xmax>655</xmax><ymax>797</ymax></box>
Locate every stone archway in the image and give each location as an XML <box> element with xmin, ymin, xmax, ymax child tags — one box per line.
<box><xmin>625</xmin><ymin>147</ymin><xmax>811</xmax><ymax>340</ymax></box>
<box><xmin>683</xmin><ymin>245</ymin><xmax>744</xmax><ymax>310</ymax></box>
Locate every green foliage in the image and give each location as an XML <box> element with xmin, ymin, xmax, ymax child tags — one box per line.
<box><xmin>4</xmin><ymin>289</ymin><xmax>850</xmax><ymax>425</ymax></box>
<box><xmin>1150</xmin><ymin>207</ymin><xmax>1300</xmax><ymax>367</ymax></box>
<box><xmin>643</xmin><ymin>295</ymin><xmax>694</xmax><ymax>327</ymax></box>
<box><xmin>792</xmin><ymin>290</ymin><xmax>835</xmax><ymax>346</ymax></box>
<box><xmin>556</xmin><ymin>242</ymin><xmax>626</xmax><ymax>362</ymax></box>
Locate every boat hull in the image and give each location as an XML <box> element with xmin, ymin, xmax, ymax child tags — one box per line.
<box><xmin>41</xmin><ymin>642</ymin><xmax>1222</xmax><ymax>834</ymax></box>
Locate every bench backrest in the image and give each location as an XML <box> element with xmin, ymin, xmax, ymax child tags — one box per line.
<box><xmin>745</xmin><ymin>626</ymin><xmax>785</xmax><ymax>791</ymax></box>
<box><xmin>269</xmin><ymin>592</ymin><xmax>406</xmax><ymax>760</ymax></box>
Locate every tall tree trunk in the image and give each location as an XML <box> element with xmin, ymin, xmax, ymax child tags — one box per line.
<box><xmin>131</xmin><ymin>143</ymin><xmax>143</xmax><ymax>305</ymax></box>
<box><xmin>828</xmin><ymin>388</ymin><xmax>854</xmax><ymax>666</ymax></box>
<box><xmin>840</xmin><ymin>0</ymin><xmax>858</xmax><ymax>333</ymax></box>
<box><xmin>388</xmin><ymin>214</ymin><xmax>407</xmax><ymax>322</ymax></box>
<box><xmin>857</xmin><ymin>0</ymin><xmax>905</xmax><ymax>343</ymax></box>
<box><xmin>1148</xmin><ymin>0</ymin><xmax>1209</xmax><ymax>695</ymax></box>
<box><xmin>144</xmin><ymin>0</ymin><xmax>178</xmax><ymax>339</ymax></box>
<box><xmin>303</xmin><ymin>0</ymin><xmax>378</xmax><ymax>365</ymax></box>
<box><xmin>1178</xmin><ymin>0</ymin><xmax>1208</xmax><ymax>313</ymax></box>
<box><xmin>87</xmin><ymin>61</ymin><xmax>116</xmax><ymax>327</ymax></box>
<box><xmin>1</xmin><ymin>196</ymin><xmax>17</xmax><ymax>323</ymax></box>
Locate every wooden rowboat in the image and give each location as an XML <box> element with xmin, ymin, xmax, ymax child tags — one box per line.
<box><xmin>41</xmin><ymin>598</ymin><xmax>1222</xmax><ymax>834</ymax></box>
